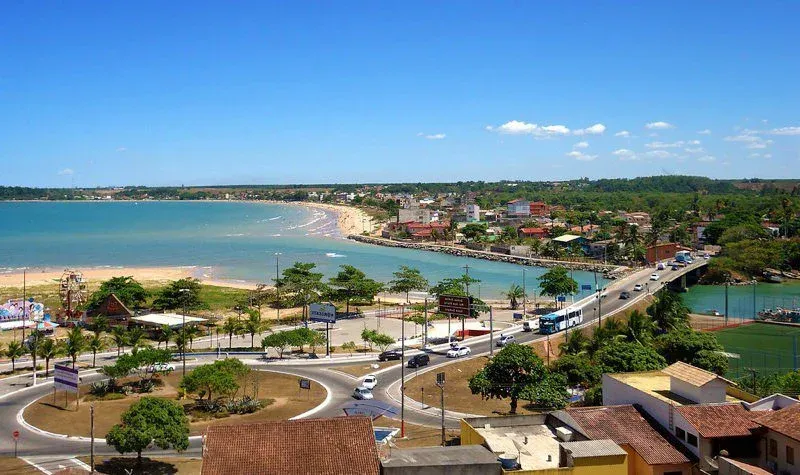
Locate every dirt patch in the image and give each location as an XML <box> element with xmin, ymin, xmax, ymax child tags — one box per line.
<box><xmin>0</xmin><ymin>457</ymin><xmax>41</xmax><ymax>474</ymax></box>
<box><xmin>78</xmin><ymin>456</ymin><xmax>202</xmax><ymax>475</ymax></box>
<box><xmin>23</xmin><ymin>370</ymin><xmax>326</xmax><ymax>438</ymax></box>
<box><xmin>333</xmin><ymin>361</ymin><xmax>398</xmax><ymax>378</ymax></box>
<box><xmin>373</xmin><ymin>416</ymin><xmax>459</xmax><ymax>448</ymax></box>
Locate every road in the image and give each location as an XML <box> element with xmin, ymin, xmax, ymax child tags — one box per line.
<box><xmin>0</xmin><ymin>259</ymin><xmax>707</xmax><ymax>466</ymax></box>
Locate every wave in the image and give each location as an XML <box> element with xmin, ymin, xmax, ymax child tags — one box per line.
<box><xmin>268</xmin><ymin>216</ymin><xmax>282</xmax><ymax>221</ymax></box>
<box><xmin>271</xmin><ymin>233</ymin><xmax>281</xmax><ymax>237</ymax></box>
<box><xmin>326</xmin><ymin>252</ymin><xmax>346</xmax><ymax>258</ymax></box>
<box><xmin>225</xmin><ymin>233</ymin><xmax>246</xmax><ymax>237</ymax></box>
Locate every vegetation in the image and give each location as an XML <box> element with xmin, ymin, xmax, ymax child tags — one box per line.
<box><xmin>86</xmin><ymin>276</ymin><xmax>148</xmax><ymax>311</ymax></box>
<box><xmin>105</xmin><ymin>397</ymin><xmax>189</xmax><ymax>466</ymax></box>
<box><xmin>328</xmin><ymin>265</ymin><xmax>383</xmax><ymax>312</ymax></box>
<box><xmin>152</xmin><ymin>278</ymin><xmax>207</xmax><ymax>311</ymax></box>
<box><xmin>538</xmin><ymin>267</ymin><xmax>578</xmax><ymax>307</ymax></box>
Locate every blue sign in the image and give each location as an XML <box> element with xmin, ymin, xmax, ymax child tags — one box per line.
<box><xmin>513</xmin><ymin>313</ymin><xmax>523</xmax><ymax>320</ymax></box>
<box><xmin>581</xmin><ymin>284</ymin><xmax>592</xmax><ymax>291</ymax></box>
<box><xmin>557</xmin><ymin>295</ymin><xmax>567</xmax><ymax>302</ymax></box>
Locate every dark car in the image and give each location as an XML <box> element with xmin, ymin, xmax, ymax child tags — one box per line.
<box><xmin>378</xmin><ymin>350</ymin><xmax>402</xmax><ymax>361</ymax></box>
<box><xmin>671</xmin><ymin>265</ymin><xmax>679</xmax><ymax>271</ymax></box>
<box><xmin>407</xmin><ymin>354</ymin><xmax>430</xmax><ymax>368</ymax></box>
<box><xmin>619</xmin><ymin>291</ymin><xmax>631</xmax><ymax>300</ymax></box>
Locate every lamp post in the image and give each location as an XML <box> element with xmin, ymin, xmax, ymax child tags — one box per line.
<box><xmin>275</xmin><ymin>253</ymin><xmax>282</xmax><ymax>320</ymax></box>
<box><xmin>179</xmin><ymin>288</ymin><xmax>190</xmax><ymax>377</ymax></box>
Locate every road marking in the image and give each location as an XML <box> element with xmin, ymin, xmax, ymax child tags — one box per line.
<box><xmin>70</xmin><ymin>457</ymin><xmax>92</xmax><ymax>471</ymax></box>
<box><xmin>20</xmin><ymin>457</ymin><xmax>53</xmax><ymax>474</ymax></box>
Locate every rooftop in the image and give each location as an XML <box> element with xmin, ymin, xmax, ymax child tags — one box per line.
<box><xmin>474</xmin><ymin>422</ymin><xmax>560</xmax><ymax>471</ymax></box>
<box><xmin>380</xmin><ymin>445</ymin><xmax>500</xmax><ymax>468</ymax></box>
<box><xmin>754</xmin><ymin>403</ymin><xmax>800</xmax><ymax>442</ymax></box>
<box><xmin>201</xmin><ymin>417</ymin><xmax>380</xmax><ymax>475</ymax></box>
<box><xmin>662</xmin><ymin>361</ymin><xmax>736</xmax><ymax>387</ymax></box>
<box><xmin>552</xmin><ymin>234</ymin><xmax>583</xmax><ymax>243</ymax></box>
<box><xmin>561</xmin><ymin>439</ymin><xmax>627</xmax><ymax>459</ymax></box>
<box><xmin>607</xmin><ymin>371</ymin><xmax>743</xmax><ymax>406</ymax></box>
<box><xmin>565</xmin><ymin>405</ymin><xmax>691</xmax><ymax>466</ymax></box>
<box><xmin>675</xmin><ymin>404</ymin><xmax>761</xmax><ymax>438</ymax></box>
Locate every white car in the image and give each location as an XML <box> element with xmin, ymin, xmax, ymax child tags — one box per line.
<box><xmin>496</xmin><ymin>335</ymin><xmax>515</xmax><ymax>347</ymax></box>
<box><xmin>362</xmin><ymin>374</ymin><xmax>377</xmax><ymax>390</ymax></box>
<box><xmin>703</xmin><ymin>253</ymin><xmax>710</xmax><ymax>259</ymax></box>
<box><xmin>633</xmin><ymin>284</ymin><xmax>644</xmax><ymax>292</ymax></box>
<box><xmin>147</xmin><ymin>363</ymin><xmax>175</xmax><ymax>373</ymax></box>
<box><xmin>650</xmin><ymin>274</ymin><xmax>660</xmax><ymax>281</ymax></box>
<box><xmin>353</xmin><ymin>386</ymin><xmax>373</xmax><ymax>400</ymax></box>
<box><xmin>447</xmin><ymin>346</ymin><xmax>471</xmax><ymax>358</ymax></box>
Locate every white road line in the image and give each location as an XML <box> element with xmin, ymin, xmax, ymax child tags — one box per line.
<box><xmin>20</xmin><ymin>457</ymin><xmax>53</xmax><ymax>474</ymax></box>
<box><xmin>70</xmin><ymin>457</ymin><xmax>92</xmax><ymax>471</ymax></box>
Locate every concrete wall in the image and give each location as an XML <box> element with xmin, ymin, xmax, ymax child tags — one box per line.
<box><xmin>623</xmin><ymin>443</ymin><xmax>691</xmax><ymax>475</ymax></box>
<box><xmin>671</xmin><ymin>411</ymin><xmax>700</xmax><ymax>458</ymax></box>
<box><xmin>602</xmin><ymin>375</ymin><xmax>672</xmax><ymax>432</ymax></box>
<box><xmin>669</xmin><ymin>378</ymin><xmax>727</xmax><ymax>404</ymax></box>
<box><xmin>764</xmin><ymin>429</ymin><xmax>800</xmax><ymax>475</ymax></box>
<box><xmin>382</xmin><ymin>463</ymin><xmax>500</xmax><ymax>475</ymax></box>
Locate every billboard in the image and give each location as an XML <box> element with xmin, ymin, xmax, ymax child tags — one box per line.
<box><xmin>438</xmin><ymin>295</ymin><xmax>471</xmax><ymax>317</ymax></box>
<box><xmin>0</xmin><ymin>299</ymin><xmax>45</xmax><ymax>323</ymax></box>
<box><xmin>309</xmin><ymin>303</ymin><xmax>336</xmax><ymax>323</ymax></box>
<box><xmin>54</xmin><ymin>364</ymin><xmax>79</xmax><ymax>393</ymax></box>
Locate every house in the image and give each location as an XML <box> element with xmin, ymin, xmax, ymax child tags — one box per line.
<box><xmin>529</xmin><ymin>201</ymin><xmax>550</xmax><ymax>217</ymax></box>
<box><xmin>465</xmin><ymin>204</ymin><xmax>481</xmax><ymax>222</ymax></box>
<box><xmin>381</xmin><ymin>445</ymin><xmax>501</xmax><ymax>475</ymax></box>
<box><xmin>461</xmin><ymin>414</ymin><xmax>629</xmax><ymax>474</ymax></box>
<box><xmin>201</xmin><ymin>417</ymin><xmax>380</xmax><ymax>475</ymax></box>
<box><xmin>85</xmin><ymin>293</ymin><xmax>134</xmax><ymax>327</ymax></box>
<box><xmin>519</xmin><ymin>227</ymin><xmax>548</xmax><ymax>239</ymax></box>
<box><xmin>588</xmin><ymin>239</ymin><xmax>619</xmax><ymax>260</ymax></box>
<box><xmin>564</xmin><ymin>405</ymin><xmax>693</xmax><ymax>475</ymax></box>
<box><xmin>569</xmin><ymin>224</ymin><xmax>601</xmax><ymax>236</ymax></box>
<box><xmin>646</xmin><ymin>242</ymin><xmax>679</xmax><ymax>264</ymax></box>
<box><xmin>552</xmin><ymin>234</ymin><xmax>587</xmax><ymax>250</ymax></box>
<box><xmin>507</xmin><ymin>199</ymin><xmax>531</xmax><ymax>217</ymax></box>
<box><xmin>398</xmin><ymin>207</ymin><xmax>433</xmax><ymax>224</ymax></box>
<box><xmin>621</xmin><ymin>212</ymin><xmax>652</xmax><ymax>227</ymax></box>
<box><xmin>753</xmin><ymin>403</ymin><xmax>800</xmax><ymax>474</ymax></box>
<box><xmin>672</xmin><ymin>403</ymin><xmax>761</xmax><ymax>469</ymax></box>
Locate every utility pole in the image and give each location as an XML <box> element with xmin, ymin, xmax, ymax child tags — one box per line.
<box><xmin>753</xmin><ymin>281</ymin><xmax>757</xmax><ymax>320</ymax></box>
<box><xmin>22</xmin><ymin>269</ymin><xmax>26</xmax><ymax>343</ymax></box>
<box><xmin>400</xmin><ymin>305</ymin><xmax>405</xmax><ymax>438</ymax></box>
<box><xmin>436</xmin><ymin>372</ymin><xmax>446</xmax><ymax>446</ymax></box>
<box><xmin>463</xmin><ymin>265</ymin><xmax>470</xmax><ymax>341</ymax></box>
<box><xmin>423</xmin><ymin>298</ymin><xmax>428</xmax><ymax>348</ymax></box>
<box><xmin>724</xmin><ymin>282</ymin><xmax>729</xmax><ymax>327</ymax></box>
<box><xmin>489</xmin><ymin>306</ymin><xmax>494</xmax><ymax>356</ymax></box>
<box><xmin>275</xmin><ymin>253</ymin><xmax>281</xmax><ymax>320</ymax></box>
<box><xmin>90</xmin><ymin>404</ymin><xmax>95</xmax><ymax>473</ymax></box>
<box><xmin>522</xmin><ymin>267</ymin><xmax>527</xmax><ymax>316</ymax></box>
<box><xmin>179</xmin><ymin>288</ymin><xmax>190</xmax><ymax>377</ymax></box>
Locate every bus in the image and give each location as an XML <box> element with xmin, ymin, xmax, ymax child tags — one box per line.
<box><xmin>675</xmin><ymin>250</ymin><xmax>692</xmax><ymax>263</ymax></box>
<box><xmin>539</xmin><ymin>307</ymin><xmax>583</xmax><ymax>335</ymax></box>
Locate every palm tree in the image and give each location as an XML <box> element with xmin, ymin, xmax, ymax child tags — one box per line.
<box><xmin>173</xmin><ymin>332</ymin><xmax>188</xmax><ymax>356</ymax></box>
<box><xmin>88</xmin><ymin>334</ymin><xmax>107</xmax><ymax>367</ymax></box>
<box><xmin>503</xmin><ymin>284</ymin><xmax>525</xmax><ymax>310</ymax></box>
<box><xmin>65</xmin><ymin>327</ymin><xmax>87</xmax><ymax>369</ymax></box>
<box><xmin>27</xmin><ymin>330</ymin><xmax>44</xmax><ymax>379</ymax></box>
<box><xmin>587</xmin><ymin>318</ymin><xmax>624</xmax><ymax>356</ymax></box>
<box><xmin>559</xmin><ymin>329</ymin><xmax>589</xmax><ymax>356</ymax></box>
<box><xmin>37</xmin><ymin>338</ymin><xmax>63</xmax><ymax>377</ymax></box>
<box><xmin>184</xmin><ymin>325</ymin><xmax>203</xmax><ymax>350</ymax></box>
<box><xmin>111</xmin><ymin>326</ymin><xmax>128</xmax><ymax>356</ymax></box>
<box><xmin>222</xmin><ymin>318</ymin><xmax>240</xmax><ymax>349</ymax></box>
<box><xmin>91</xmin><ymin>315</ymin><xmax>109</xmax><ymax>336</ymax></box>
<box><xmin>646</xmin><ymin>290</ymin><xmax>690</xmax><ymax>332</ymax></box>
<box><xmin>158</xmin><ymin>325</ymin><xmax>174</xmax><ymax>349</ymax></box>
<box><xmin>126</xmin><ymin>327</ymin><xmax>146</xmax><ymax>351</ymax></box>
<box><xmin>243</xmin><ymin>312</ymin><xmax>269</xmax><ymax>349</ymax></box>
<box><xmin>5</xmin><ymin>341</ymin><xmax>26</xmax><ymax>372</ymax></box>
<box><xmin>624</xmin><ymin>310</ymin><xmax>657</xmax><ymax>345</ymax></box>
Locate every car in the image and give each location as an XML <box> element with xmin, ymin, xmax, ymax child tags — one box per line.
<box><xmin>446</xmin><ymin>346</ymin><xmax>471</xmax><ymax>358</ymax></box>
<box><xmin>353</xmin><ymin>386</ymin><xmax>373</xmax><ymax>400</ymax></box>
<box><xmin>378</xmin><ymin>350</ymin><xmax>402</xmax><ymax>361</ymax></box>
<box><xmin>496</xmin><ymin>334</ymin><xmax>515</xmax><ymax>347</ymax></box>
<box><xmin>522</xmin><ymin>320</ymin><xmax>539</xmax><ymax>332</ymax></box>
<box><xmin>671</xmin><ymin>265</ymin><xmax>679</xmax><ymax>271</ymax></box>
<box><xmin>703</xmin><ymin>253</ymin><xmax>710</xmax><ymax>259</ymax></box>
<box><xmin>650</xmin><ymin>274</ymin><xmax>660</xmax><ymax>281</ymax></box>
<box><xmin>656</xmin><ymin>263</ymin><xmax>665</xmax><ymax>270</ymax></box>
<box><xmin>686</xmin><ymin>258</ymin><xmax>694</xmax><ymax>264</ymax></box>
<box><xmin>362</xmin><ymin>374</ymin><xmax>377</xmax><ymax>390</ymax></box>
<box><xmin>633</xmin><ymin>284</ymin><xmax>644</xmax><ymax>292</ymax></box>
<box><xmin>147</xmin><ymin>363</ymin><xmax>175</xmax><ymax>373</ymax></box>
<box><xmin>619</xmin><ymin>291</ymin><xmax>631</xmax><ymax>300</ymax></box>
<box><xmin>407</xmin><ymin>354</ymin><xmax>430</xmax><ymax>368</ymax></box>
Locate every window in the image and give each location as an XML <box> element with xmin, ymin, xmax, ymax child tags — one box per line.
<box><xmin>770</xmin><ymin>439</ymin><xmax>778</xmax><ymax>458</ymax></box>
<box><xmin>788</xmin><ymin>445</ymin><xmax>795</xmax><ymax>465</ymax></box>
<box><xmin>664</xmin><ymin>472</ymin><xmax>683</xmax><ymax>475</ymax></box>
<box><xmin>675</xmin><ymin>427</ymin><xmax>686</xmax><ymax>441</ymax></box>
<box><xmin>687</xmin><ymin>433</ymin><xmax>698</xmax><ymax>447</ymax></box>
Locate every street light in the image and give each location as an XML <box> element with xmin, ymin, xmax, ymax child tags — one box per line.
<box><xmin>275</xmin><ymin>253</ymin><xmax>282</xmax><ymax>320</ymax></box>
<box><xmin>179</xmin><ymin>288</ymin><xmax>190</xmax><ymax>377</ymax></box>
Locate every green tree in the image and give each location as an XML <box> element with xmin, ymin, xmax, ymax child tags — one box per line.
<box><xmin>646</xmin><ymin>290</ymin><xmax>690</xmax><ymax>332</ymax></box>
<box><xmin>243</xmin><ymin>309</ymin><xmax>269</xmax><ymax>349</ymax></box>
<box><xmin>538</xmin><ymin>267</ymin><xmax>578</xmax><ymax>308</ymax></box>
<box><xmin>261</xmin><ymin>331</ymin><xmax>291</xmax><ymax>359</ymax></box>
<box><xmin>595</xmin><ymin>340</ymin><xmax>667</xmax><ymax>374</ymax></box>
<box><xmin>87</xmin><ymin>276</ymin><xmax>148</xmax><ymax>311</ymax></box>
<box><xmin>90</xmin><ymin>316</ymin><xmax>110</xmax><ymax>336</ymax></box>
<box><xmin>519</xmin><ymin>372</ymin><xmax>570</xmax><ymax>410</ymax></box>
<box><xmin>180</xmin><ymin>359</ymin><xmax>244</xmax><ymax>401</ymax></box>
<box><xmin>462</xmin><ymin>223</ymin><xmax>488</xmax><ymax>240</ymax></box>
<box><xmin>37</xmin><ymin>337</ymin><xmax>63</xmax><ymax>377</ymax></box>
<box><xmin>550</xmin><ymin>353</ymin><xmax>600</xmax><ymax>387</ymax></box>
<box><xmin>587</xmin><ymin>318</ymin><xmax>625</xmax><ymax>355</ymax></box>
<box><xmin>388</xmin><ymin>266</ymin><xmax>429</xmax><ymax>303</ymax></box>
<box><xmin>559</xmin><ymin>329</ymin><xmax>589</xmax><ymax>356</ymax></box>
<box><xmin>361</xmin><ymin>328</ymin><xmax>377</xmax><ymax>351</ymax></box>
<box><xmin>469</xmin><ymin>344</ymin><xmax>565</xmax><ymax>413</ymax></box>
<box><xmin>106</xmin><ymin>397</ymin><xmax>189</xmax><ymax>466</ymax></box>
<box><xmin>278</xmin><ymin>262</ymin><xmax>328</xmax><ymax>321</ymax></box>
<box><xmin>341</xmin><ymin>341</ymin><xmax>357</xmax><ymax>356</ymax></box>
<box><xmin>111</xmin><ymin>326</ymin><xmax>128</xmax><ymax>356</ymax></box>
<box><xmin>27</xmin><ymin>330</ymin><xmax>44</xmax><ymax>380</ymax></box>
<box><xmin>371</xmin><ymin>332</ymin><xmax>395</xmax><ymax>352</ymax></box>
<box><xmin>623</xmin><ymin>310</ymin><xmax>657</xmax><ymax>345</ymax></box>
<box><xmin>328</xmin><ymin>265</ymin><xmax>383</xmax><ymax>312</ymax></box>
<box><xmin>152</xmin><ymin>278</ymin><xmax>206</xmax><ymax>311</ymax></box>
<box><xmin>503</xmin><ymin>284</ymin><xmax>524</xmax><ymax>310</ymax></box>
<box><xmin>157</xmin><ymin>325</ymin><xmax>174</xmax><ymax>349</ymax></box>
<box><xmin>126</xmin><ymin>327</ymin><xmax>146</xmax><ymax>351</ymax></box>
<box><xmin>65</xmin><ymin>327</ymin><xmax>86</xmax><ymax>369</ymax></box>
<box><xmin>88</xmin><ymin>333</ymin><xmax>107</xmax><ymax>368</ymax></box>
<box><xmin>222</xmin><ymin>318</ymin><xmax>241</xmax><ymax>349</ymax></box>
<box><xmin>5</xmin><ymin>341</ymin><xmax>25</xmax><ymax>372</ymax></box>
<box><xmin>654</xmin><ymin>329</ymin><xmax>728</xmax><ymax>375</ymax></box>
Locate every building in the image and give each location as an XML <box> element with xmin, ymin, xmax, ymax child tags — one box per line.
<box><xmin>461</xmin><ymin>414</ymin><xmax>629</xmax><ymax>474</ymax></box>
<box><xmin>552</xmin><ymin>234</ymin><xmax>587</xmax><ymax>249</ymax></box>
<box><xmin>201</xmin><ymin>417</ymin><xmax>380</xmax><ymax>475</ymax></box>
<box><xmin>518</xmin><ymin>227</ymin><xmax>548</xmax><ymax>239</ymax></box>
<box><xmin>621</xmin><ymin>212</ymin><xmax>651</xmax><ymax>227</ymax></box>
<box><xmin>465</xmin><ymin>204</ymin><xmax>481</xmax><ymax>222</ymax></box>
<box><xmin>398</xmin><ymin>207</ymin><xmax>433</xmax><ymax>224</ymax></box>
<box><xmin>507</xmin><ymin>199</ymin><xmax>531</xmax><ymax>217</ymax></box>
<box><xmin>570</xmin><ymin>224</ymin><xmax>601</xmax><ymax>236</ymax></box>
<box><xmin>753</xmin><ymin>403</ymin><xmax>800</xmax><ymax>474</ymax></box>
<box><xmin>381</xmin><ymin>445</ymin><xmax>501</xmax><ymax>475</ymax></box>
<box><xmin>529</xmin><ymin>201</ymin><xmax>550</xmax><ymax>217</ymax></box>
<box><xmin>672</xmin><ymin>403</ymin><xmax>761</xmax><ymax>468</ymax></box>
<box><xmin>645</xmin><ymin>242</ymin><xmax>679</xmax><ymax>264</ymax></box>
<box><xmin>85</xmin><ymin>293</ymin><xmax>134</xmax><ymax>326</ymax></box>
<box><xmin>564</xmin><ymin>405</ymin><xmax>693</xmax><ymax>475</ymax></box>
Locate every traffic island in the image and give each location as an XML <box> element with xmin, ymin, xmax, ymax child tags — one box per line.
<box><xmin>22</xmin><ymin>370</ymin><xmax>326</xmax><ymax>438</ymax></box>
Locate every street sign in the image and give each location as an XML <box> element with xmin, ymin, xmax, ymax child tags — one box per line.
<box><xmin>299</xmin><ymin>378</ymin><xmax>311</xmax><ymax>390</ymax></box>
<box><xmin>438</xmin><ymin>295</ymin><xmax>471</xmax><ymax>317</ymax></box>
<box><xmin>557</xmin><ymin>295</ymin><xmax>567</xmax><ymax>302</ymax></box>
<box><xmin>12</xmin><ymin>430</ymin><xmax>19</xmax><ymax>440</ymax></box>
<box><xmin>435</xmin><ymin>372</ymin><xmax>446</xmax><ymax>388</ymax></box>
<box><xmin>309</xmin><ymin>303</ymin><xmax>336</xmax><ymax>323</ymax></box>
<box><xmin>581</xmin><ymin>284</ymin><xmax>592</xmax><ymax>291</ymax></box>
<box><xmin>54</xmin><ymin>364</ymin><xmax>79</xmax><ymax>393</ymax></box>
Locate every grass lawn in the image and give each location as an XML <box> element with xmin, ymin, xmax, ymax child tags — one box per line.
<box><xmin>373</xmin><ymin>416</ymin><xmax>459</xmax><ymax>448</ymax></box>
<box><xmin>23</xmin><ymin>370</ymin><xmax>325</xmax><ymax>438</ymax></box>
<box><xmin>79</xmin><ymin>456</ymin><xmax>202</xmax><ymax>475</ymax></box>
<box><xmin>333</xmin><ymin>361</ymin><xmax>398</xmax><ymax>378</ymax></box>
<box><xmin>0</xmin><ymin>457</ymin><xmax>41</xmax><ymax>474</ymax></box>
<box><xmin>712</xmin><ymin>322</ymin><xmax>800</xmax><ymax>377</ymax></box>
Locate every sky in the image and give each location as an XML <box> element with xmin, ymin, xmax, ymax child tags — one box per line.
<box><xmin>1</xmin><ymin>1</ymin><xmax>799</xmax><ymax>187</ymax></box>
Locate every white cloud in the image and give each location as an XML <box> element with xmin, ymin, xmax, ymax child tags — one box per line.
<box><xmin>612</xmin><ymin>149</ymin><xmax>638</xmax><ymax>160</ymax></box>
<box><xmin>573</xmin><ymin>141</ymin><xmax>589</xmax><ymax>149</ymax></box>
<box><xmin>614</xmin><ymin>130</ymin><xmax>631</xmax><ymax>138</ymax></box>
<box><xmin>746</xmin><ymin>141</ymin><xmax>773</xmax><ymax>149</ymax></box>
<box><xmin>423</xmin><ymin>133</ymin><xmax>446</xmax><ymax>140</ymax></box>
<box><xmin>645</xmin><ymin>150</ymin><xmax>673</xmax><ymax>159</ymax></box>
<box><xmin>116</xmin><ymin>147</ymin><xmax>127</xmax><ymax>152</ymax></box>
<box><xmin>487</xmin><ymin>120</ymin><xmax>571</xmax><ymax>137</ymax></box>
<box><xmin>684</xmin><ymin>147</ymin><xmax>704</xmax><ymax>154</ymax></box>
<box><xmin>725</xmin><ymin>134</ymin><xmax>773</xmax><ymax>150</ymax></box>
<box><xmin>697</xmin><ymin>129</ymin><xmax>712</xmax><ymax>135</ymax></box>
<box><xmin>764</xmin><ymin>153</ymin><xmax>773</xmax><ymax>158</ymax></box>
<box><xmin>645</xmin><ymin>121</ymin><xmax>675</xmax><ymax>130</ymax></box>
<box><xmin>749</xmin><ymin>153</ymin><xmax>761</xmax><ymax>158</ymax></box>
<box><xmin>688</xmin><ymin>139</ymin><xmax>701</xmax><ymax>145</ymax></box>
<box><xmin>646</xmin><ymin>141</ymin><xmax>685</xmax><ymax>149</ymax></box>
<box><xmin>697</xmin><ymin>155</ymin><xmax>716</xmax><ymax>162</ymax></box>
<box><xmin>768</xmin><ymin>126</ymin><xmax>800</xmax><ymax>136</ymax></box>
<box><xmin>566</xmin><ymin>150</ymin><xmax>597</xmax><ymax>161</ymax></box>
<box><xmin>543</xmin><ymin>125</ymin><xmax>571</xmax><ymax>135</ymax></box>
<box><xmin>58</xmin><ymin>168</ymin><xmax>74</xmax><ymax>176</ymax></box>
<box><xmin>574</xmin><ymin>123</ymin><xmax>606</xmax><ymax>136</ymax></box>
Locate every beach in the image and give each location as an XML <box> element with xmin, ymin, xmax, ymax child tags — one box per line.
<box><xmin>293</xmin><ymin>201</ymin><xmax>375</xmax><ymax>236</ymax></box>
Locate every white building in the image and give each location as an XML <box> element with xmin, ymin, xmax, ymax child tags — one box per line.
<box><xmin>465</xmin><ymin>204</ymin><xmax>480</xmax><ymax>222</ymax></box>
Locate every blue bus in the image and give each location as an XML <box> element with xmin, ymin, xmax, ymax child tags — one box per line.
<box><xmin>539</xmin><ymin>307</ymin><xmax>583</xmax><ymax>335</ymax></box>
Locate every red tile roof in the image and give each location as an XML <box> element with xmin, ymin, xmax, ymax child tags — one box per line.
<box><xmin>519</xmin><ymin>227</ymin><xmax>547</xmax><ymax>235</ymax></box>
<box><xmin>566</xmin><ymin>405</ymin><xmax>691</xmax><ymax>466</ymax></box>
<box><xmin>201</xmin><ymin>417</ymin><xmax>380</xmax><ymax>475</ymax></box>
<box><xmin>754</xmin><ymin>403</ymin><xmax>800</xmax><ymax>442</ymax></box>
<box><xmin>675</xmin><ymin>404</ymin><xmax>761</xmax><ymax>438</ymax></box>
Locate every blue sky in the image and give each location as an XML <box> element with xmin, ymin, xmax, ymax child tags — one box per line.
<box><xmin>1</xmin><ymin>1</ymin><xmax>799</xmax><ymax>187</ymax></box>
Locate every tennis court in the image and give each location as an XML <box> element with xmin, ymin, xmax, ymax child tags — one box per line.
<box><xmin>713</xmin><ymin>322</ymin><xmax>800</xmax><ymax>378</ymax></box>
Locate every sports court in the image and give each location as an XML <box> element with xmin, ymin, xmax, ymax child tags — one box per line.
<box><xmin>713</xmin><ymin>322</ymin><xmax>800</xmax><ymax>378</ymax></box>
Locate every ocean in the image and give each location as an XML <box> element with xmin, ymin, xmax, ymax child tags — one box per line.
<box><xmin>0</xmin><ymin>201</ymin><xmax>608</xmax><ymax>299</ymax></box>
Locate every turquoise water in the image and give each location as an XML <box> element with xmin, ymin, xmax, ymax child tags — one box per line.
<box><xmin>0</xmin><ymin>201</ymin><xmax>607</xmax><ymax>299</ymax></box>
<box><xmin>682</xmin><ymin>282</ymin><xmax>800</xmax><ymax>317</ymax></box>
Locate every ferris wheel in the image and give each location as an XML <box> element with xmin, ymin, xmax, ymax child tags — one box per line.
<box><xmin>59</xmin><ymin>269</ymin><xmax>87</xmax><ymax>316</ymax></box>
